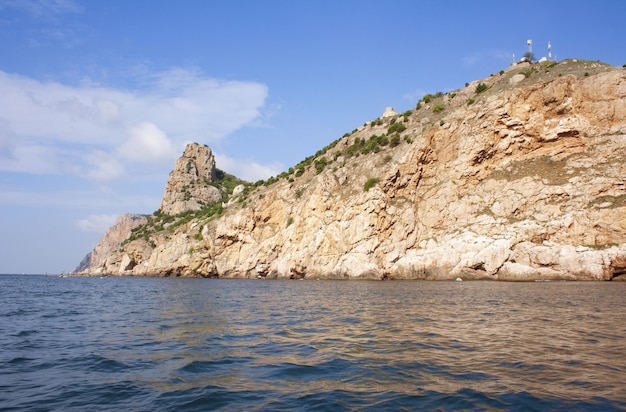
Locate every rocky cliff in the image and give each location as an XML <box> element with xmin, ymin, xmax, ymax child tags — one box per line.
<box><xmin>74</xmin><ymin>214</ymin><xmax>147</xmax><ymax>274</ymax></box>
<box><xmin>160</xmin><ymin>143</ymin><xmax>221</xmax><ymax>215</ymax></box>
<box><xmin>78</xmin><ymin>59</ymin><xmax>626</xmax><ymax>280</ymax></box>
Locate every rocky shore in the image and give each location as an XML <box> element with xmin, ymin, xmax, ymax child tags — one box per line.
<box><xmin>76</xmin><ymin>59</ymin><xmax>626</xmax><ymax>280</ymax></box>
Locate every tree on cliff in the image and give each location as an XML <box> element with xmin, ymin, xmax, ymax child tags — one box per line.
<box><xmin>522</xmin><ymin>51</ymin><xmax>535</xmax><ymax>63</ymax></box>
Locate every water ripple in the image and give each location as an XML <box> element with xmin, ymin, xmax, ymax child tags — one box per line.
<box><xmin>1</xmin><ymin>275</ymin><xmax>626</xmax><ymax>411</ymax></box>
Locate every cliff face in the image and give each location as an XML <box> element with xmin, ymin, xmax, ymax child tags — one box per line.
<box><xmin>79</xmin><ymin>60</ymin><xmax>626</xmax><ymax>280</ymax></box>
<box><xmin>160</xmin><ymin>143</ymin><xmax>221</xmax><ymax>215</ymax></box>
<box><xmin>74</xmin><ymin>214</ymin><xmax>147</xmax><ymax>274</ymax></box>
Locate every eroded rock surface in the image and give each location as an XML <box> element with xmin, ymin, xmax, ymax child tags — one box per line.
<box><xmin>79</xmin><ymin>60</ymin><xmax>626</xmax><ymax>280</ymax></box>
<box><xmin>74</xmin><ymin>214</ymin><xmax>147</xmax><ymax>274</ymax></box>
<box><xmin>160</xmin><ymin>143</ymin><xmax>221</xmax><ymax>215</ymax></box>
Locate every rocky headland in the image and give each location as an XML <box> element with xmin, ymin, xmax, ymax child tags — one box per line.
<box><xmin>76</xmin><ymin>59</ymin><xmax>626</xmax><ymax>280</ymax></box>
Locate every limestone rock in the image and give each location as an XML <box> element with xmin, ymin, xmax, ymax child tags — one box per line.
<box><xmin>160</xmin><ymin>143</ymin><xmax>221</xmax><ymax>215</ymax></box>
<box><xmin>381</xmin><ymin>107</ymin><xmax>398</xmax><ymax>118</ymax></box>
<box><xmin>80</xmin><ymin>60</ymin><xmax>626</xmax><ymax>280</ymax></box>
<box><xmin>509</xmin><ymin>74</ymin><xmax>525</xmax><ymax>84</ymax></box>
<box><xmin>74</xmin><ymin>214</ymin><xmax>147</xmax><ymax>273</ymax></box>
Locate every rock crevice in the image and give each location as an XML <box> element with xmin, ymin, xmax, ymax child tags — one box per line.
<box><xmin>77</xmin><ymin>60</ymin><xmax>626</xmax><ymax>281</ymax></box>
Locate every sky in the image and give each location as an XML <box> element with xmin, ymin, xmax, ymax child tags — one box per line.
<box><xmin>0</xmin><ymin>0</ymin><xmax>624</xmax><ymax>274</ymax></box>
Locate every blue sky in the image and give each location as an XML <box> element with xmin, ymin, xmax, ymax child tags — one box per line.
<box><xmin>1</xmin><ymin>0</ymin><xmax>624</xmax><ymax>274</ymax></box>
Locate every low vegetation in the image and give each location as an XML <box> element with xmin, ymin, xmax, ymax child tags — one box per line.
<box><xmin>388</xmin><ymin>122</ymin><xmax>406</xmax><ymax>134</ymax></box>
<box><xmin>117</xmin><ymin>58</ymin><xmax>622</xmax><ymax>258</ymax></box>
<box><xmin>364</xmin><ymin>177</ymin><xmax>379</xmax><ymax>191</ymax></box>
<box><xmin>475</xmin><ymin>83</ymin><xmax>489</xmax><ymax>94</ymax></box>
<box><xmin>192</xmin><ymin>59</ymin><xmax>615</xmax><ymax>198</ymax></box>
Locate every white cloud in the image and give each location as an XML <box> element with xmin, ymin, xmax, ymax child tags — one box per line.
<box><xmin>0</xmin><ymin>186</ymin><xmax>162</xmax><ymax>211</ymax></box>
<box><xmin>82</xmin><ymin>150</ymin><xmax>124</xmax><ymax>180</ymax></box>
<box><xmin>0</xmin><ymin>69</ymin><xmax>268</xmax><ymax>180</ymax></box>
<box><xmin>118</xmin><ymin>122</ymin><xmax>177</xmax><ymax>163</ymax></box>
<box><xmin>214</xmin><ymin>153</ymin><xmax>283</xmax><ymax>182</ymax></box>
<box><xmin>76</xmin><ymin>213</ymin><xmax>118</xmax><ymax>233</ymax></box>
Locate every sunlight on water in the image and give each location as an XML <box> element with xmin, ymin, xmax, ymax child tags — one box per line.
<box><xmin>1</xmin><ymin>275</ymin><xmax>625</xmax><ymax>411</ymax></box>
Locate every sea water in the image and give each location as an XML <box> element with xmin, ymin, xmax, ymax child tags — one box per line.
<box><xmin>1</xmin><ymin>274</ymin><xmax>625</xmax><ymax>411</ymax></box>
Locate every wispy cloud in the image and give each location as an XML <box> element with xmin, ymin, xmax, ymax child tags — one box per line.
<box><xmin>463</xmin><ymin>50</ymin><xmax>515</xmax><ymax>68</ymax></box>
<box><xmin>0</xmin><ymin>69</ymin><xmax>269</xmax><ymax>181</ymax></box>
<box><xmin>0</xmin><ymin>0</ymin><xmax>83</xmax><ymax>18</ymax></box>
<box><xmin>462</xmin><ymin>53</ymin><xmax>482</xmax><ymax>67</ymax></box>
<box><xmin>76</xmin><ymin>213</ymin><xmax>118</xmax><ymax>233</ymax></box>
<box><xmin>403</xmin><ymin>88</ymin><xmax>428</xmax><ymax>104</ymax></box>
<box><xmin>214</xmin><ymin>153</ymin><xmax>283</xmax><ymax>182</ymax></box>
<box><xmin>0</xmin><ymin>187</ymin><xmax>162</xmax><ymax>211</ymax></box>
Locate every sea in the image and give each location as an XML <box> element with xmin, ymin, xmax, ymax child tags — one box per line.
<box><xmin>1</xmin><ymin>274</ymin><xmax>625</xmax><ymax>411</ymax></box>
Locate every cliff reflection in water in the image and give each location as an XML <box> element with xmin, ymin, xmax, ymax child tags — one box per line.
<box><xmin>137</xmin><ymin>279</ymin><xmax>626</xmax><ymax>405</ymax></box>
<box><xmin>5</xmin><ymin>275</ymin><xmax>623</xmax><ymax>410</ymax></box>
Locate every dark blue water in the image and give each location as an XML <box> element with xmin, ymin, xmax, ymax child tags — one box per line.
<box><xmin>1</xmin><ymin>275</ymin><xmax>625</xmax><ymax>411</ymax></box>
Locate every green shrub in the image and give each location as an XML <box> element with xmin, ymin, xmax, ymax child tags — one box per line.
<box><xmin>432</xmin><ymin>104</ymin><xmax>445</xmax><ymax>113</ymax></box>
<box><xmin>364</xmin><ymin>177</ymin><xmax>379</xmax><ymax>191</ymax></box>
<box><xmin>314</xmin><ymin>157</ymin><xmax>328</xmax><ymax>174</ymax></box>
<box><xmin>467</xmin><ymin>98</ymin><xmax>475</xmax><ymax>105</ymax></box>
<box><xmin>286</xmin><ymin>217</ymin><xmax>294</xmax><ymax>227</ymax></box>
<box><xmin>361</xmin><ymin>136</ymin><xmax>378</xmax><ymax>154</ymax></box>
<box><xmin>475</xmin><ymin>83</ymin><xmax>489</xmax><ymax>94</ymax></box>
<box><xmin>422</xmin><ymin>94</ymin><xmax>433</xmax><ymax>103</ymax></box>
<box><xmin>388</xmin><ymin>122</ymin><xmax>406</xmax><ymax>134</ymax></box>
<box><xmin>390</xmin><ymin>134</ymin><xmax>401</xmax><ymax>147</ymax></box>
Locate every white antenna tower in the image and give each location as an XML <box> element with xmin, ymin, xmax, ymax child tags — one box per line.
<box><xmin>527</xmin><ymin>39</ymin><xmax>533</xmax><ymax>55</ymax></box>
<box><xmin>548</xmin><ymin>41</ymin><xmax>552</xmax><ymax>60</ymax></box>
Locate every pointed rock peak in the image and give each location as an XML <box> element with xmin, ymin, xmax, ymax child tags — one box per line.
<box><xmin>381</xmin><ymin>107</ymin><xmax>398</xmax><ymax>118</ymax></box>
<box><xmin>160</xmin><ymin>143</ymin><xmax>222</xmax><ymax>215</ymax></box>
<box><xmin>179</xmin><ymin>143</ymin><xmax>216</xmax><ymax>182</ymax></box>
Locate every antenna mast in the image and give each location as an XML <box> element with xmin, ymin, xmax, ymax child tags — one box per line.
<box><xmin>548</xmin><ymin>41</ymin><xmax>552</xmax><ymax>60</ymax></box>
